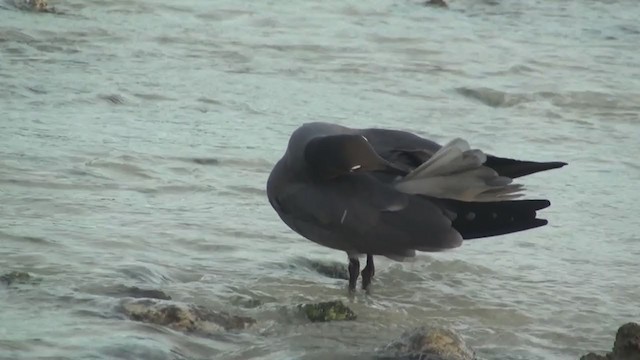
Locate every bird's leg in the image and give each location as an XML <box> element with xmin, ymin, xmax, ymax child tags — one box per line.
<box><xmin>348</xmin><ymin>257</ymin><xmax>360</xmax><ymax>292</ymax></box>
<box><xmin>361</xmin><ymin>254</ymin><xmax>375</xmax><ymax>291</ymax></box>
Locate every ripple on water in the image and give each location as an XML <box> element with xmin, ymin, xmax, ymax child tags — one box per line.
<box><xmin>455</xmin><ymin>86</ymin><xmax>640</xmax><ymax>116</ymax></box>
<box><xmin>99</xmin><ymin>94</ymin><xmax>127</xmax><ymax>105</ymax></box>
<box><xmin>549</xmin><ymin>90</ymin><xmax>640</xmax><ymax>111</ymax></box>
<box><xmin>85</xmin><ymin>158</ymin><xmax>156</xmax><ymax>179</ymax></box>
<box><xmin>117</xmin><ymin>264</ymin><xmax>173</xmax><ymax>285</ymax></box>
<box><xmin>455</xmin><ymin>87</ymin><xmax>538</xmax><ymax>108</ymax></box>
<box><xmin>96</xmin><ymin>340</ymin><xmax>183</xmax><ymax>360</ymax></box>
<box><xmin>132</xmin><ymin>93</ymin><xmax>176</xmax><ymax>102</ymax></box>
<box><xmin>0</xmin><ymin>231</ymin><xmax>51</xmax><ymax>245</ymax></box>
<box><xmin>185</xmin><ymin>157</ymin><xmax>220</xmax><ymax>165</ymax></box>
<box><xmin>194</xmin><ymin>9</ymin><xmax>255</xmax><ymax>22</ymax></box>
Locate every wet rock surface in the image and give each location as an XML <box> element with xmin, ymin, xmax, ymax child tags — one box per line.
<box><xmin>120</xmin><ymin>299</ymin><xmax>256</xmax><ymax>334</ymax></box>
<box><xmin>298</xmin><ymin>301</ymin><xmax>357</xmax><ymax>322</ymax></box>
<box><xmin>613</xmin><ymin>322</ymin><xmax>640</xmax><ymax>360</ymax></box>
<box><xmin>581</xmin><ymin>322</ymin><xmax>640</xmax><ymax>360</ymax></box>
<box><xmin>307</xmin><ymin>259</ymin><xmax>349</xmax><ymax>280</ymax></box>
<box><xmin>1</xmin><ymin>271</ymin><xmax>34</xmax><ymax>286</ymax></box>
<box><xmin>580</xmin><ymin>354</ymin><xmax>609</xmax><ymax>360</ymax></box>
<box><xmin>378</xmin><ymin>326</ymin><xmax>476</xmax><ymax>360</ymax></box>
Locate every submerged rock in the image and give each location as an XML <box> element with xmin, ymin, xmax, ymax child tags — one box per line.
<box><xmin>581</xmin><ymin>322</ymin><xmax>640</xmax><ymax>360</ymax></box>
<box><xmin>425</xmin><ymin>0</ymin><xmax>448</xmax><ymax>8</ymax></box>
<box><xmin>1</xmin><ymin>271</ymin><xmax>33</xmax><ymax>286</ymax></box>
<box><xmin>379</xmin><ymin>326</ymin><xmax>476</xmax><ymax>360</ymax></box>
<box><xmin>191</xmin><ymin>158</ymin><xmax>220</xmax><ymax>165</ymax></box>
<box><xmin>298</xmin><ymin>301</ymin><xmax>357</xmax><ymax>322</ymax></box>
<box><xmin>307</xmin><ymin>259</ymin><xmax>349</xmax><ymax>280</ymax></box>
<box><xmin>10</xmin><ymin>0</ymin><xmax>56</xmax><ymax>12</ymax></box>
<box><xmin>120</xmin><ymin>299</ymin><xmax>256</xmax><ymax>333</ymax></box>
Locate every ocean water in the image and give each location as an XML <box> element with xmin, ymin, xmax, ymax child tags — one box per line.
<box><xmin>1</xmin><ymin>0</ymin><xmax>639</xmax><ymax>359</ymax></box>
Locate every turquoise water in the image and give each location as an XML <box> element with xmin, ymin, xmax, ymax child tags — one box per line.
<box><xmin>1</xmin><ymin>0</ymin><xmax>639</xmax><ymax>359</ymax></box>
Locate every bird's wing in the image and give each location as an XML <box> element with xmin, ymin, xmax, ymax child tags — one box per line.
<box><xmin>356</xmin><ymin>128</ymin><xmax>523</xmax><ymax>202</ymax></box>
<box><xmin>274</xmin><ymin>174</ymin><xmax>464</xmax><ymax>258</ymax></box>
<box><xmin>359</xmin><ymin>128</ymin><xmax>442</xmax><ymax>170</ymax></box>
<box><xmin>360</xmin><ymin>127</ymin><xmax>567</xmax><ymax>179</ymax></box>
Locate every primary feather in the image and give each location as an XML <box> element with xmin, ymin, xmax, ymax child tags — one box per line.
<box><xmin>394</xmin><ymin>137</ymin><xmax>525</xmax><ymax>202</ymax></box>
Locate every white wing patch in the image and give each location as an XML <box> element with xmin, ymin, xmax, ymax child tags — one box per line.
<box><xmin>394</xmin><ymin>138</ymin><xmax>525</xmax><ymax>202</ymax></box>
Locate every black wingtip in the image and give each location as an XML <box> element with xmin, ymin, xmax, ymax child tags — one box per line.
<box><xmin>530</xmin><ymin>218</ymin><xmax>549</xmax><ymax>228</ymax></box>
<box><xmin>531</xmin><ymin>199</ymin><xmax>551</xmax><ymax>211</ymax></box>
<box><xmin>547</xmin><ymin>161</ymin><xmax>569</xmax><ymax>169</ymax></box>
<box><xmin>439</xmin><ymin>198</ymin><xmax>553</xmax><ymax>240</ymax></box>
<box><xmin>485</xmin><ymin>156</ymin><xmax>568</xmax><ymax>179</ymax></box>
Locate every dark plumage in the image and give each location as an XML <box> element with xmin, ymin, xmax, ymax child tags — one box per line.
<box><xmin>267</xmin><ymin>122</ymin><xmax>567</xmax><ymax>292</ymax></box>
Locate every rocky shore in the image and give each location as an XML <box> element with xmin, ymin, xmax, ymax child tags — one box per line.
<box><xmin>3</xmin><ymin>270</ymin><xmax>636</xmax><ymax>359</ymax></box>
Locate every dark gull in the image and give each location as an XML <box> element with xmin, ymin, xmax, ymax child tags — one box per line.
<box><xmin>266</xmin><ymin>122</ymin><xmax>567</xmax><ymax>292</ymax></box>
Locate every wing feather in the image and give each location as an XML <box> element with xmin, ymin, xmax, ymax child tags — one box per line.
<box><xmin>274</xmin><ymin>174</ymin><xmax>463</xmax><ymax>256</ymax></box>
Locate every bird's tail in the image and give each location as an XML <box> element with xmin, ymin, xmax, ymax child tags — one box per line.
<box><xmin>434</xmin><ymin>198</ymin><xmax>551</xmax><ymax>239</ymax></box>
<box><xmin>394</xmin><ymin>138</ymin><xmax>525</xmax><ymax>202</ymax></box>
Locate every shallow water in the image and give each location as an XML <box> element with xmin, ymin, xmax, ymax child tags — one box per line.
<box><xmin>1</xmin><ymin>0</ymin><xmax>639</xmax><ymax>359</ymax></box>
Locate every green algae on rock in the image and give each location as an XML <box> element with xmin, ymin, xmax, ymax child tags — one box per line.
<box><xmin>379</xmin><ymin>326</ymin><xmax>475</xmax><ymax>360</ymax></box>
<box><xmin>298</xmin><ymin>301</ymin><xmax>357</xmax><ymax>322</ymax></box>
<box><xmin>120</xmin><ymin>299</ymin><xmax>256</xmax><ymax>334</ymax></box>
<box><xmin>1</xmin><ymin>271</ymin><xmax>33</xmax><ymax>286</ymax></box>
